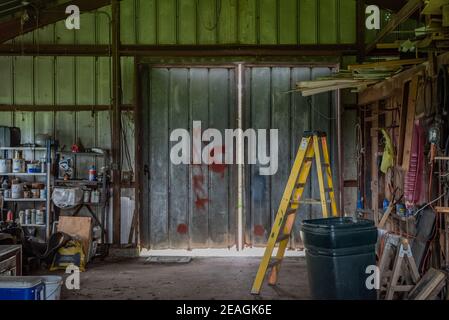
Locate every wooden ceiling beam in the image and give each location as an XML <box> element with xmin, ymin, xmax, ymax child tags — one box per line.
<box><xmin>366</xmin><ymin>0</ymin><xmax>424</xmax><ymax>54</ymax></box>
<box><xmin>0</xmin><ymin>0</ymin><xmax>110</xmax><ymax>44</ymax></box>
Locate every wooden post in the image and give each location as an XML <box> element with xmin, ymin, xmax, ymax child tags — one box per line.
<box><xmin>371</xmin><ymin>102</ymin><xmax>380</xmax><ymax>225</ymax></box>
<box><xmin>112</xmin><ymin>0</ymin><xmax>122</xmax><ymax>245</ymax></box>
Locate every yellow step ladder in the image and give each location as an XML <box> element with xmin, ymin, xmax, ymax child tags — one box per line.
<box><xmin>251</xmin><ymin>131</ymin><xmax>339</xmax><ymax>295</ymax></box>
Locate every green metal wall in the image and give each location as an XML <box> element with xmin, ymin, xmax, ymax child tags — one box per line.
<box><xmin>6</xmin><ymin>0</ymin><xmax>357</xmax><ymax>46</ymax></box>
<box><xmin>120</xmin><ymin>0</ymin><xmax>357</xmax><ymax>45</ymax></box>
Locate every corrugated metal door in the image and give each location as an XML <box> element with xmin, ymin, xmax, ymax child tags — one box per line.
<box><xmin>141</xmin><ymin>64</ymin><xmax>338</xmax><ymax>250</ymax></box>
<box><xmin>141</xmin><ymin>66</ymin><xmax>237</xmax><ymax>249</ymax></box>
<box><xmin>244</xmin><ymin>66</ymin><xmax>338</xmax><ymax>248</ymax></box>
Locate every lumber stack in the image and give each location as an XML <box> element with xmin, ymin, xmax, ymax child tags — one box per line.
<box><xmin>296</xmin><ymin>59</ymin><xmax>426</xmax><ymax>97</ymax></box>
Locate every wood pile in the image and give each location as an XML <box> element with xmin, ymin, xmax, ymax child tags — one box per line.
<box><xmin>296</xmin><ymin>59</ymin><xmax>426</xmax><ymax>97</ymax></box>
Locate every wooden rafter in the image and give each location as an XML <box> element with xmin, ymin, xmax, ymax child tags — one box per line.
<box><xmin>366</xmin><ymin>0</ymin><xmax>424</xmax><ymax>54</ymax></box>
<box><xmin>0</xmin><ymin>0</ymin><xmax>110</xmax><ymax>44</ymax></box>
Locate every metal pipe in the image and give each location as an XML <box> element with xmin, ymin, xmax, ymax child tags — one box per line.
<box><xmin>111</xmin><ymin>0</ymin><xmax>122</xmax><ymax>245</ymax></box>
<box><xmin>237</xmin><ymin>63</ymin><xmax>244</xmax><ymax>251</ymax></box>
<box><xmin>336</xmin><ymin>88</ymin><xmax>344</xmax><ymax>216</ymax></box>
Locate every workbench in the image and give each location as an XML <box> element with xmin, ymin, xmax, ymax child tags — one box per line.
<box><xmin>0</xmin><ymin>245</ymin><xmax>22</xmax><ymax>275</ymax></box>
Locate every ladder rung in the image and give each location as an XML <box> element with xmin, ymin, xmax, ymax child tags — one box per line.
<box><xmin>321</xmin><ymin>163</ymin><xmax>330</xmax><ymax>167</ymax></box>
<box><xmin>268</xmin><ymin>258</ymin><xmax>282</xmax><ymax>269</ymax></box>
<box><xmin>286</xmin><ymin>209</ymin><xmax>297</xmax><ymax>216</ymax></box>
<box><xmin>292</xmin><ymin>199</ymin><xmax>331</xmax><ymax>205</ymax></box>
<box><xmin>276</xmin><ymin>234</ymin><xmax>290</xmax><ymax>242</ymax></box>
<box><xmin>296</xmin><ymin>183</ymin><xmax>306</xmax><ymax>188</ymax></box>
<box><xmin>305</xmin><ymin>157</ymin><xmax>313</xmax><ymax>162</ymax></box>
<box><xmin>325</xmin><ymin>188</ymin><xmax>333</xmax><ymax>193</ymax></box>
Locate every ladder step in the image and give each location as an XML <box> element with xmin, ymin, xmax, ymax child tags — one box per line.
<box><xmin>276</xmin><ymin>234</ymin><xmax>290</xmax><ymax>243</ymax></box>
<box><xmin>286</xmin><ymin>209</ymin><xmax>297</xmax><ymax>216</ymax></box>
<box><xmin>291</xmin><ymin>199</ymin><xmax>331</xmax><ymax>205</ymax></box>
<box><xmin>296</xmin><ymin>183</ymin><xmax>306</xmax><ymax>188</ymax></box>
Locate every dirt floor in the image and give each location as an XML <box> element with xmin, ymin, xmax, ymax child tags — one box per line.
<box><xmin>48</xmin><ymin>257</ymin><xmax>310</xmax><ymax>300</ymax></box>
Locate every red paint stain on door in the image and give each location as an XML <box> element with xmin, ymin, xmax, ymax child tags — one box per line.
<box><xmin>254</xmin><ymin>225</ymin><xmax>265</xmax><ymax>237</ymax></box>
<box><xmin>177</xmin><ymin>224</ymin><xmax>188</xmax><ymax>234</ymax></box>
<box><xmin>209</xmin><ymin>145</ymin><xmax>227</xmax><ymax>178</ymax></box>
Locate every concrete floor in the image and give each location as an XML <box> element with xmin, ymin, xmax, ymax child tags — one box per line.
<box><xmin>53</xmin><ymin>257</ymin><xmax>310</xmax><ymax>300</ymax></box>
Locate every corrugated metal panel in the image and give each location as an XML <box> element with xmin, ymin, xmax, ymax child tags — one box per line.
<box><xmin>13</xmin><ymin>0</ymin><xmax>357</xmax><ymax>46</ymax></box>
<box><xmin>141</xmin><ymin>64</ymin><xmax>337</xmax><ymax>249</ymax></box>
<box><xmin>245</xmin><ymin>66</ymin><xmax>338</xmax><ymax>248</ymax></box>
<box><xmin>0</xmin><ymin>52</ymin><xmax>132</xmax><ymax>172</ymax></box>
<box><xmin>142</xmin><ymin>66</ymin><xmax>237</xmax><ymax>249</ymax></box>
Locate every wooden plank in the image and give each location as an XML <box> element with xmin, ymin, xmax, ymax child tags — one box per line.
<box><xmin>348</xmin><ymin>59</ymin><xmax>426</xmax><ymax>71</ymax></box>
<box><xmin>366</xmin><ymin>0</ymin><xmax>424</xmax><ymax>53</ymax></box>
<box><xmin>422</xmin><ymin>0</ymin><xmax>449</xmax><ymax>15</ymax></box>
<box><xmin>189</xmin><ymin>68</ymin><xmax>210</xmax><ymax>247</ymax></box>
<box><xmin>57</xmin><ymin>216</ymin><xmax>92</xmax><ymax>256</ymax></box>
<box><xmin>358</xmin><ymin>65</ymin><xmax>426</xmax><ymax>106</ymax></box>
<box><xmin>297</xmin><ymin>79</ymin><xmax>360</xmax><ymax>88</ymax></box>
<box><xmin>197</xmin><ymin>0</ymin><xmax>217</xmax><ymax>44</ymax></box>
<box><xmin>401</xmin><ymin>75</ymin><xmax>419</xmax><ymax>170</ymax></box>
<box><xmin>408</xmin><ymin>268</ymin><xmax>446</xmax><ymax>300</ymax></box>
<box><xmin>259</xmin><ymin>0</ymin><xmax>277</xmax><ymax>44</ymax></box>
<box><xmin>238</xmin><ymin>0</ymin><xmax>257</xmax><ymax>44</ymax></box>
<box><xmin>319</xmin><ymin>0</ymin><xmax>338</xmax><ymax>44</ymax></box>
<box><xmin>397</xmin><ymin>81</ymin><xmax>410</xmax><ymax>166</ymax></box>
<box><xmin>218</xmin><ymin>0</ymin><xmax>238</xmax><ymax>44</ymax></box>
<box><xmin>339</xmin><ymin>0</ymin><xmax>356</xmax><ymax>44</ymax></box>
<box><xmin>371</xmin><ymin>104</ymin><xmax>380</xmax><ymax>225</ymax></box>
<box><xmin>157</xmin><ymin>0</ymin><xmax>177</xmax><ymax>44</ymax></box>
<box><xmin>279</xmin><ymin>0</ymin><xmax>297</xmax><ymax>44</ymax></box>
<box><xmin>14</xmin><ymin>57</ymin><xmax>33</xmax><ymax>105</ymax></box>
<box><xmin>137</xmin><ymin>0</ymin><xmax>156</xmax><ymax>44</ymax></box>
<box><xmin>299</xmin><ymin>0</ymin><xmax>317</xmax><ymax>44</ymax></box>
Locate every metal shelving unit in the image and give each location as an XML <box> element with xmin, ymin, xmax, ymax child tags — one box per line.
<box><xmin>0</xmin><ymin>144</ymin><xmax>52</xmax><ymax>239</ymax></box>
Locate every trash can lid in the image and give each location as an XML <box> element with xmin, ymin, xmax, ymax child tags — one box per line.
<box><xmin>0</xmin><ymin>276</ymin><xmax>44</xmax><ymax>288</ymax></box>
<box><xmin>302</xmin><ymin>217</ymin><xmax>375</xmax><ymax>230</ymax></box>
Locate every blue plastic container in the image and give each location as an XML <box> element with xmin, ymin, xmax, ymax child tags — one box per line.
<box><xmin>0</xmin><ymin>277</ymin><xmax>45</xmax><ymax>300</ymax></box>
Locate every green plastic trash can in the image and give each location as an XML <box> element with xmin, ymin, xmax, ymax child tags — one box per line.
<box><xmin>300</xmin><ymin>217</ymin><xmax>378</xmax><ymax>300</ymax></box>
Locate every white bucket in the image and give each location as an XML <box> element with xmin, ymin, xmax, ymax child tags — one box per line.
<box><xmin>12</xmin><ymin>159</ymin><xmax>25</xmax><ymax>173</ymax></box>
<box><xmin>40</xmin><ymin>275</ymin><xmax>63</xmax><ymax>300</ymax></box>
<box><xmin>0</xmin><ymin>159</ymin><xmax>11</xmax><ymax>173</ymax></box>
<box><xmin>11</xmin><ymin>183</ymin><xmax>23</xmax><ymax>199</ymax></box>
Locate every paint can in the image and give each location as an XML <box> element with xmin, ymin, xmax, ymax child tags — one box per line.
<box><xmin>23</xmin><ymin>190</ymin><xmax>31</xmax><ymax>199</ymax></box>
<box><xmin>30</xmin><ymin>209</ymin><xmax>36</xmax><ymax>225</ymax></box>
<box><xmin>27</xmin><ymin>163</ymin><xmax>40</xmax><ymax>173</ymax></box>
<box><xmin>35</xmin><ymin>210</ymin><xmax>44</xmax><ymax>225</ymax></box>
<box><xmin>91</xmin><ymin>190</ymin><xmax>100</xmax><ymax>204</ymax></box>
<box><xmin>18</xmin><ymin>211</ymin><xmax>25</xmax><ymax>225</ymax></box>
<box><xmin>31</xmin><ymin>189</ymin><xmax>40</xmax><ymax>199</ymax></box>
<box><xmin>24</xmin><ymin>209</ymin><xmax>31</xmax><ymax>225</ymax></box>
<box><xmin>12</xmin><ymin>159</ymin><xmax>25</xmax><ymax>173</ymax></box>
<box><xmin>11</xmin><ymin>183</ymin><xmax>23</xmax><ymax>199</ymax></box>
<box><xmin>4</xmin><ymin>189</ymin><xmax>11</xmax><ymax>199</ymax></box>
<box><xmin>83</xmin><ymin>190</ymin><xmax>91</xmax><ymax>203</ymax></box>
<box><xmin>0</xmin><ymin>159</ymin><xmax>12</xmax><ymax>173</ymax></box>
